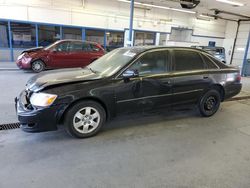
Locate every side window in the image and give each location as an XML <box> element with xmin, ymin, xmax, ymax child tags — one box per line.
<box><xmin>69</xmin><ymin>42</ymin><xmax>83</xmax><ymax>52</ymax></box>
<box><xmin>90</xmin><ymin>44</ymin><xmax>100</xmax><ymax>52</ymax></box>
<box><xmin>129</xmin><ymin>50</ymin><xmax>169</xmax><ymax>75</ymax></box>
<box><xmin>83</xmin><ymin>43</ymin><xmax>92</xmax><ymax>51</ymax></box>
<box><xmin>202</xmin><ymin>54</ymin><xmax>218</xmax><ymax>69</ymax></box>
<box><xmin>207</xmin><ymin>55</ymin><xmax>228</xmax><ymax>69</ymax></box>
<box><xmin>173</xmin><ymin>50</ymin><xmax>205</xmax><ymax>71</ymax></box>
<box><xmin>55</xmin><ymin>42</ymin><xmax>69</xmax><ymax>52</ymax></box>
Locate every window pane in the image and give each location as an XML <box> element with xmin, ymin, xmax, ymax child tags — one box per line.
<box><xmin>38</xmin><ymin>25</ymin><xmax>60</xmax><ymax>46</ymax></box>
<box><xmin>10</xmin><ymin>22</ymin><xmax>36</xmax><ymax>48</ymax></box>
<box><xmin>174</xmin><ymin>50</ymin><xmax>204</xmax><ymax>71</ymax></box>
<box><xmin>134</xmin><ymin>31</ymin><xmax>155</xmax><ymax>46</ymax></box>
<box><xmin>56</xmin><ymin>42</ymin><xmax>70</xmax><ymax>52</ymax></box>
<box><xmin>90</xmin><ymin>44</ymin><xmax>100</xmax><ymax>52</ymax></box>
<box><xmin>202</xmin><ymin>54</ymin><xmax>218</xmax><ymax>69</ymax></box>
<box><xmin>169</xmin><ymin>28</ymin><xmax>192</xmax><ymax>42</ymax></box>
<box><xmin>130</xmin><ymin>50</ymin><xmax>168</xmax><ymax>75</ymax></box>
<box><xmin>69</xmin><ymin>42</ymin><xmax>83</xmax><ymax>52</ymax></box>
<box><xmin>0</xmin><ymin>21</ymin><xmax>9</xmax><ymax>48</ymax></box>
<box><xmin>159</xmin><ymin>33</ymin><xmax>167</xmax><ymax>45</ymax></box>
<box><xmin>62</xmin><ymin>27</ymin><xmax>82</xmax><ymax>40</ymax></box>
<box><xmin>106</xmin><ymin>31</ymin><xmax>124</xmax><ymax>51</ymax></box>
<box><xmin>86</xmin><ymin>30</ymin><xmax>104</xmax><ymax>46</ymax></box>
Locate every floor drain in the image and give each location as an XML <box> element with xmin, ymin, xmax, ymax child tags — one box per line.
<box><xmin>0</xmin><ymin>123</ymin><xmax>20</xmax><ymax>131</ymax></box>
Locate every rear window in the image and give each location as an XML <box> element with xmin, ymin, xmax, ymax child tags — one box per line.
<box><xmin>90</xmin><ymin>44</ymin><xmax>101</xmax><ymax>52</ymax></box>
<box><xmin>207</xmin><ymin>54</ymin><xmax>228</xmax><ymax>69</ymax></box>
<box><xmin>173</xmin><ymin>50</ymin><xmax>205</xmax><ymax>71</ymax></box>
<box><xmin>202</xmin><ymin>54</ymin><xmax>218</xmax><ymax>69</ymax></box>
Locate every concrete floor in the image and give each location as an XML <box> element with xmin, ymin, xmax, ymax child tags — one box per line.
<box><xmin>1</xmin><ymin>70</ymin><xmax>250</xmax><ymax>188</ymax></box>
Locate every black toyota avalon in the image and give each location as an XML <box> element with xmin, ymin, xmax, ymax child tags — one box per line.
<box><xmin>16</xmin><ymin>46</ymin><xmax>242</xmax><ymax>138</ymax></box>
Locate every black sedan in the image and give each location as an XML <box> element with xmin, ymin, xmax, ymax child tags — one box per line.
<box><xmin>16</xmin><ymin>47</ymin><xmax>242</xmax><ymax>138</ymax></box>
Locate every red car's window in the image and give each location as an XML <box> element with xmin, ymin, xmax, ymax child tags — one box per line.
<box><xmin>69</xmin><ymin>42</ymin><xmax>83</xmax><ymax>52</ymax></box>
<box><xmin>90</xmin><ymin>44</ymin><xmax>101</xmax><ymax>52</ymax></box>
<box><xmin>56</xmin><ymin>42</ymin><xmax>70</xmax><ymax>52</ymax></box>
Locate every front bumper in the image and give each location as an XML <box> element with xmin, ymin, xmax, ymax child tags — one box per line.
<box><xmin>16</xmin><ymin>58</ymin><xmax>32</xmax><ymax>69</ymax></box>
<box><xmin>15</xmin><ymin>90</ymin><xmax>61</xmax><ymax>132</ymax></box>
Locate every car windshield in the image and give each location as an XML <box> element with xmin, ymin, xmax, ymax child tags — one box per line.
<box><xmin>44</xmin><ymin>41</ymin><xmax>61</xmax><ymax>50</ymax></box>
<box><xmin>87</xmin><ymin>48</ymin><xmax>139</xmax><ymax>77</ymax></box>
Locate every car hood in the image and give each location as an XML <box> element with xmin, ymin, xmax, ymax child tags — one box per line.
<box><xmin>22</xmin><ymin>46</ymin><xmax>44</xmax><ymax>54</ymax></box>
<box><xmin>26</xmin><ymin>68</ymin><xmax>103</xmax><ymax>92</ymax></box>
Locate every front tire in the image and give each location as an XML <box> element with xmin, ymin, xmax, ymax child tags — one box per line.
<box><xmin>31</xmin><ymin>60</ymin><xmax>45</xmax><ymax>73</ymax></box>
<box><xmin>199</xmin><ymin>89</ymin><xmax>221</xmax><ymax>117</ymax></box>
<box><xmin>64</xmin><ymin>101</ymin><xmax>106</xmax><ymax>138</ymax></box>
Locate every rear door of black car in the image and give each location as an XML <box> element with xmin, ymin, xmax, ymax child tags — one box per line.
<box><xmin>170</xmin><ymin>49</ymin><xmax>212</xmax><ymax>105</ymax></box>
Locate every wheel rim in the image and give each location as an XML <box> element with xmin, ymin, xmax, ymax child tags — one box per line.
<box><xmin>32</xmin><ymin>62</ymin><xmax>42</xmax><ymax>71</ymax></box>
<box><xmin>204</xmin><ymin>96</ymin><xmax>217</xmax><ymax>112</ymax></box>
<box><xmin>73</xmin><ymin>107</ymin><xmax>100</xmax><ymax>134</ymax></box>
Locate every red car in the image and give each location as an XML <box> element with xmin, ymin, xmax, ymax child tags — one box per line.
<box><xmin>16</xmin><ymin>40</ymin><xmax>105</xmax><ymax>72</ymax></box>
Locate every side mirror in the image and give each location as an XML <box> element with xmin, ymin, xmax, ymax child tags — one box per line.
<box><xmin>122</xmin><ymin>69</ymin><xmax>139</xmax><ymax>80</ymax></box>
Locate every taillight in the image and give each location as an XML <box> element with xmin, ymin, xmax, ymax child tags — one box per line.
<box><xmin>236</xmin><ymin>73</ymin><xmax>241</xmax><ymax>82</ymax></box>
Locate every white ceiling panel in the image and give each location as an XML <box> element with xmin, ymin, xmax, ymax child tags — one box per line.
<box><xmin>130</xmin><ymin>0</ymin><xmax>250</xmax><ymax>20</ymax></box>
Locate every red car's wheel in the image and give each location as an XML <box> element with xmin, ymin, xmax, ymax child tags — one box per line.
<box><xmin>31</xmin><ymin>60</ymin><xmax>45</xmax><ymax>73</ymax></box>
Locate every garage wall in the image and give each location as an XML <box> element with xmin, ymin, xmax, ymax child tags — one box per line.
<box><xmin>231</xmin><ymin>21</ymin><xmax>250</xmax><ymax>68</ymax></box>
<box><xmin>0</xmin><ymin>0</ymin><xmax>236</xmax><ymax>63</ymax></box>
<box><xmin>0</xmin><ymin>0</ymin><xmax>226</xmax><ymax>38</ymax></box>
<box><xmin>0</xmin><ymin>49</ymin><xmax>11</xmax><ymax>61</ymax></box>
<box><xmin>223</xmin><ymin>21</ymin><xmax>238</xmax><ymax>64</ymax></box>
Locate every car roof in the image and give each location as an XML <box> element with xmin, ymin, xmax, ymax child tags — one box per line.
<box><xmin>57</xmin><ymin>39</ymin><xmax>99</xmax><ymax>45</ymax></box>
<box><xmin>120</xmin><ymin>46</ymin><xmax>210</xmax><ymax>55</ymax></box>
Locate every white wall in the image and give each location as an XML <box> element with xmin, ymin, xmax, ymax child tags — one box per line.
<box><xmin>223</xmin><ymin>21</ymin><xmax>238</xmax><ymax>64</ymax></box>
<box><xmin>0</xmin><ymin>0</ymin><xmax>239</xmax><ymax>63</ymax></box>
<box><xmin>0</xmin><ymin>0</ymin><xmax>226</xmax><ymax>34</ymax></box>
<box><xmin>231</xmin><ymin>21</ymin><xmax>250</xmax><ymax>68</ymax></box>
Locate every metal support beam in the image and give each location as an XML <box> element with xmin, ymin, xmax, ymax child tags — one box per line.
<box><xmin>128</xmin><ymin>0</ymin><xmax>134</xmax><ymax>46</ymax></box>
<box><xmin>82</xmin><ymin>28</ymin><xmax>86</xmax><ymax>41</ymax></box>
<box><xmin>7</xmin><ymin>21</ymin><xmax>14</xmax><ymax>62</ymax></box>
<box><xmin>230</xmin><ymin>20</ymin><xmax>240</xmax><ymax>65</ymax></box>
<box><xmin>104</xmin><ymin>30</ymin><xmax>107</xmax><ymax>50</ymax></box>
<box><xmin>242</xmin><ymin>31</ymin><xmax>250</xmax><ymax>76</ymax></box>
<box><xmin>35</xmin><ymin>24</ymin><xmax>39</xmax><ymax>47</ymax></box>
<box><xmin>60</xmin><ymin>26</ymin><xmax>63</xmax><ymax>40</ymax></box>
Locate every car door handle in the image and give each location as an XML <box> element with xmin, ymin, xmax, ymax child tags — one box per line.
<box><xmin>203</xmin><ymin>76</ymin><xmax>209</xmax><ymax>79</ymax></box>
<box><xmin>164</xmin><ymin>80</ymin><xmax>171</xmax><ymax>85</ymax></box>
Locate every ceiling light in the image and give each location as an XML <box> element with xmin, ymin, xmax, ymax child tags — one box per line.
<box><xmin>216</xmin><ymin>0</ymin><xmax>244</xmax><ymax>7</ymax></box>
<box><xmin>237</xmin><ymin>47</ymin><xmax>245</xmax><ymax>51</ymax></box>
<box><xmin>117</xmin><ymin>0</ymin><xmax>196</xmax><ymax>14</ymax></box>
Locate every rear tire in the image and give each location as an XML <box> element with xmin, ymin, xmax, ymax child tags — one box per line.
<box><xmin>199</xmin><ymin>89</ymin><xmax>221</xmax><ymax>117</ymax></box>
<box><xmin>31</xmin><ymin>60</ymin><xmax>45</xmax><ymax>73</ymax></box>
<box><xmin>64</xmin><ymin>100</ymin><xmax>106</xmax><ymax>138</ymax></box>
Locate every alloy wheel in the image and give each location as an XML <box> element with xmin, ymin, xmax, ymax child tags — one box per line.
<box><xmin>73</xmin><ymin>107</ymin><xmax>100</xmax><ymax>134</ymax></box>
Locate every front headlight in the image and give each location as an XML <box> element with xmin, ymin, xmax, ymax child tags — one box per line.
<box><xmin>17</xmin><ymin>53</ymin><xmax>25</xmax><ymax>60</ymax></box>
<box><xmin>30</xmin><ymin>92</ymin><xmax>57</xmax><ymax>107</ymax></box>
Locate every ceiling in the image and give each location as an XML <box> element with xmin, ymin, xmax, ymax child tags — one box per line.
<box><xmin>135</xmin><ymin>0</ymin><xmax>250</xmax><ymax>20</ymax></box>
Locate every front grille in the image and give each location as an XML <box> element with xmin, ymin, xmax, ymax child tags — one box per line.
<box><xmin>0</xmin><ymin>123</ymin><xmax>20</xmax><ymax>131</ymax></box>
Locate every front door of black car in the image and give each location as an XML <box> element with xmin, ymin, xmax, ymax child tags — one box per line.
<box><xmin>114</xmin><ymin>77</ymin><xmax>144</xmax><ymax>114</ymax></box>
<box><xmin>170</xmin><ymin>49</ymin><xmax>212</xmax><ymax>105</ymax></box>
<box><xmin>116</xmin><ymin>49</ymin><xmax>172</xmax><ymax>112</ymax></box>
